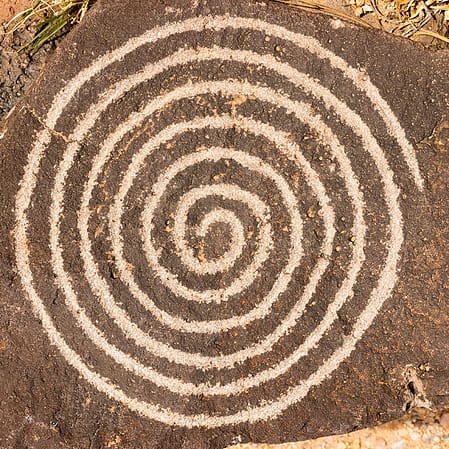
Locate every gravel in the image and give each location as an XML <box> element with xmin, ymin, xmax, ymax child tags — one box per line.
<box><xmin>0</xmin><ymin>25</ymin><xmax>57</xmax><ymax>121</ymax></box>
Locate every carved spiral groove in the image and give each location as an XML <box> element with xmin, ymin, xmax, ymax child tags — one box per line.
<box><xmin>14</xmin><ymin>15</ymin><xmax>422</xmax><ymax>427</ymax></box>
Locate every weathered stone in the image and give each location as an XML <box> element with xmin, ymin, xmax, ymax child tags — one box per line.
<box><xmin>0</xmin><ymin>1</ymin><xmax>448</xmax><ymax>448</ymax></box>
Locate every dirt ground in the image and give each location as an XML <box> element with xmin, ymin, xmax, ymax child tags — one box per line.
<box><xmin>0</xmin><ymin>0</ymin><xmax>29</xmax><ymax>24</ymax></box>
<box><xmin>0</xmin><ymin>0</ymin><xmax>59</xmax><ymax>121</ymax></box>
<box><xmin>1</xmin><ymin>1</ymin><xmax>449</xmax><ymax>449</ymax></box>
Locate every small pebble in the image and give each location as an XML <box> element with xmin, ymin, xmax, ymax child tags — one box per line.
<box><xmin>391</xmin><ymin>439</ymin><xmax>406</xmax><ymax>449</ymax></box>
<box><xmin>418</xmin><ymin>363</ymin><xmax>430</xmax><ymax>372</ymax></box>
<box><xmin>440</xmin><ymin>412</ymin><xmax>449</xmax><ymax>429</ymax></box>
<box><xmin>307</xmin><ymin>206</ymin><xmax>316</xmax><ymax>219</ymax></box>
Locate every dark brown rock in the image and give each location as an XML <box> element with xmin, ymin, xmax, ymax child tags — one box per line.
<box><xmin>0</xmin><ymin>1</ymin><xmax>448</xmax><ymax>448</ymax></box>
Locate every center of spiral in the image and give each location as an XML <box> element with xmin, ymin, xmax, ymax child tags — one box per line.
<box><xmin>184</xmin><ymin>207</ymin><xmax>244</xmax><ymax>274</ymax></box>
<box><xmin>172</xmin><ymin>184</ymin><xmax>260</xmax><ymax>276</ymax></box>
<box><xmin>140</xmin><ymin>148</ymin><xmax>284</xmax><ymax>304</ymax></box>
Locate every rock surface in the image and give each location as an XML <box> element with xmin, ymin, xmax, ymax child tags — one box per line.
<box><xmin>0</xmin><ymin>1</ymin><xmax>449</xmax><ymax>448</ymax></box>
<box><xmin>230</xmin><ymin>410</ymin><xmax>449</xmax><ymax>448</ymax></box>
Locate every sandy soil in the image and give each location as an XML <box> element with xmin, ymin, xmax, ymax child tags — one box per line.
<box><xmin>0</xmin><ymin>0</ymin><xmax>30</xmax><ymax>24</ymax></box>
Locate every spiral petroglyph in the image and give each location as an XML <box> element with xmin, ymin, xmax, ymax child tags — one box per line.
<box><xmin>13</xmin><ymin>14</ymin><xmax>424</xmax><ymax>429</ymax></box>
